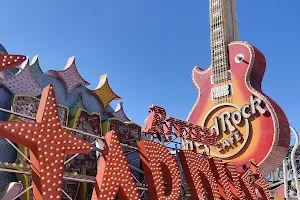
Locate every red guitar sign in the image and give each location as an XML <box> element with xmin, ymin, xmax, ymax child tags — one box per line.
<box><xmin>186</xmin><ymin>0</ymin><xmax>290</xmax><ymax>175</ymax></box>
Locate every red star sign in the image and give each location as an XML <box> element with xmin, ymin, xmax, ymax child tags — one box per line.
<box><xmin>0</xmin><ymin>84</ymin><xmax>93</xmax><ymax>200</ymax></box>
<box><xmin>0</xmin><ymin>54</ymin><xmax>26</xmax><ymax>72</ymax></box>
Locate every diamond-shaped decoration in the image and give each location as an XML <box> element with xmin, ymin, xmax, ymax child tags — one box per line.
<box><xmin>1</xmin><ymin>58</ymin><xmax>42</xmax><ymax>96</ymax></box>
<box><xmin>47</xmin><ymin>56</ymin><xmax>90</xmax><ymax>93</ymax></box>
<box><xmin>89</xmin><ymin>74</ymin><xmax>121</xmax><ymax>113</ymax></box>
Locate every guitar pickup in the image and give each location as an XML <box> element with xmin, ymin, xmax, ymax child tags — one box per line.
<box><xmin>211</xmin><ymin>84</ymin><xmax>232</xmax><ymax>100</ymax></box>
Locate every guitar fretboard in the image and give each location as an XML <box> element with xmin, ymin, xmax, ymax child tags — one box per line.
<box><xmin>210</xmin><ymin>0</ymin><xmax>237</xmax><ymax>83</ymax></box>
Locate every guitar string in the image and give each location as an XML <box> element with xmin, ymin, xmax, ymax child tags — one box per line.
<box><xmin>218</xmin><ymin>4</ymin><xmax>223</xmax><ymax>105</ymax></box>
<box><xmin>212</xmin><ymin>0</ymin><xmax>225</xmax><ymax>105</ymax></box>
<box><xmin>217</xmin><ymin>0</ymin><xmax>223</xmax><ymax>105</ymax></box>
<box><xmin>212</xmin><ymin>0</ymin><xmax>216</xmax><ymax>105</ymax></box>
<box><xmin>216</xmin><ymin>0</ymin><xmax>231</xmax><ymax>104</ymax></box>
<box><xmin>220</xmin><ymin>0</ymin><xmax>226</xmax><ymax>104</ymax></box>
<box><xmin>213</xmin><ymin>0</ymin><xmax>229</xmax><ymax>104</ymax></box>
<box><xmin>216</xmin><ymin>0</ymin><xmax>219</xmax><ymax>104</ymax></box>
<box><xmin>225</xmin><ymin>0</ymin><xmax>233</xmax><ymax>104</ymax></box>
<box><xmin>213</xmin><ymin>0</ymin><xmax>220</xmax><ymax>105</ymax></box>
<box><xmin>213</xmin><ymin>2</ymin><xmax>220</xmax><ymax>103</ymax></box>
<box><xmin>213</xmin><ymin>3</ymin><xmax>219</xmax><ymax>105</ymax></box>
<box><xmin>222</xmin><ymin>0</ymin><xmax>230</xmax><ymax>104</ymax></box>
<box><xmin>216</xmin><ymin>1</ymin><xmax>221</xmax><ymax>105</ymax></box>
<box><xmin>210</xmin><ymin>0</ymin><xmax>217</xmax><ymax>105</ymax></box>
<box><xmin>225</xmin><ymin>0</ymin><xmax>234</xmax><ymax>104</ymax></box>
<box><xmin>221</xmin><ymin>0</ymin><xmax>229</xmax><ymax>104</ymax></box>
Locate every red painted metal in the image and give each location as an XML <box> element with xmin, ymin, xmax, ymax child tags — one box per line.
<box><xmin>0</xmin><ymin>54</ymin><xmax>26</xmax><ymax>72</ymax></box>
<box><xmin>138</xmin><ymin>140</ymin><xmax>182</xmax><ymax>200</ymax></box>
<box><xmin>92</xmin><ymin>131</ymin><xmax>140</xmax><ymax>200</ymax></box>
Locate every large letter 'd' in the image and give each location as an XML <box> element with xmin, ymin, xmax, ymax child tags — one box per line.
<box><xmin>138</xmin><ymin>140</ymin><xmax>181</xmax><ymax>200</ymax></box>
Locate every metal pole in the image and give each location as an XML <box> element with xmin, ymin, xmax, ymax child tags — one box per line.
<box><xmin>283</xmin><ymin>158</ymin><xmax>289</xmax><ymax>199</ymax></box>
<box><xmin>61</xmin><ymin>189</ymin><xmax>73</xmax><ymax>200</ymax></box>
<box><xmin>0</xmin><ymin>167</ymin><xmax>31</xmax><ymax>175</ymax></box>
<box><xmin>290</xmin><ymin>126</ymin><xmax>300</xmax><ymax>199</ymax></box>
<box><xmin>12</xmin><ymin>185</ymin><xmax>33</xmax><ymax>200</ymax></box>
<box><xmin>5</xmin><ymin>139</ymin><xmax>31</xmax><ymax>164</ymax></box>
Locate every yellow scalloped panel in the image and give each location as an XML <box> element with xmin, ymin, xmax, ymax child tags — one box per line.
<box><xmin>89</xmin><ymin>74</ymin><xmax>121</xmax><ymax>113</ymax></box>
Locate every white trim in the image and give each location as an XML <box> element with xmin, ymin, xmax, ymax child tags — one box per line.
<box><xmin>233</xmin><ymin>41</ymin><xmax>280</xmax><ymax>170</ymax></box>
<box><xmin>290</xmin><ymin>126</ymin><xmax>300</xmax><ymax>199</ymax></box>
<box><xmin>186</xmin><ymin>66</ymin><xmax>211</xmax><ymax>121</ymax></box>
<box><xmin>184</xmin><ymin>66</ymin><xmax>211</xmax><ymax>150</ymax></box>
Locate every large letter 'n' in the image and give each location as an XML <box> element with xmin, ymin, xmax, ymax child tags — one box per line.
<box><xmin>179</xmin><ymin>150</ymin><xmax>221</xmax><ymax>200</ymax></box>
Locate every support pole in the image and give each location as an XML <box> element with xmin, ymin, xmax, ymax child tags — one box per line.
<box><xmin>283</xmin><ymin>158</ymin><xmax>289</xmax><ymax>199</ymax></box>
<box><xmin>290</xmin><ymin>126</ymin><xmax>300</xmax><ymax>199</ymax></box>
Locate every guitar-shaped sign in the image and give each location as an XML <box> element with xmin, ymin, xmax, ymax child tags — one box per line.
<box><xmin>186</xmin><ymin>0</ymin><xmax>290</xmax><ymax>175</ymax></box>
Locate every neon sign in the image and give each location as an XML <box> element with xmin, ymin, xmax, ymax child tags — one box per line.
<box><xmin>143</xmin><ymin>105</ymin><xmax>218</xmax><ymax>146</ymax></box>
<box><xmin>0</xmin><ymin>85</ymin><xmax>271</xmax><ymax>199</ymax></box>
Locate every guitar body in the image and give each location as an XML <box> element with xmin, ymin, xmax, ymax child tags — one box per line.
<box><xmin>187</xmin><ymin>41</ymin><xmax>290</xmax><ymax>174</ymax></box>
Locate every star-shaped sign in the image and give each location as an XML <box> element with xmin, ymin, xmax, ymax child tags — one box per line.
<box><xmin>0</xmin><ymin>54</ymin><xmax>26</xmax><ymax>72</ymax></box>
<box><xmin>47</xmin><ymin>56</ymin><xmax>90</xmax><ymax>94</ymax></box>
<box><xmin>0</xmin><ymin>84</ymin><xmax>93</xmax><ymax>199</ymax></box>
<box><xmin>89</xmin><ymin>74</ymin><xmax>121</xmax><ymax>113</ymax></box>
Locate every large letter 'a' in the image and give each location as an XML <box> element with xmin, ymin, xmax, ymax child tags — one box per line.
<box><xmin>138</xmin><ymin>140</ymin><xmax>182</xmax><ymax>200</ymax></box>
<box><xmin>92</xmin><ymin>131</ymin><xmax>140</xmax><ymax>200</ymax></box>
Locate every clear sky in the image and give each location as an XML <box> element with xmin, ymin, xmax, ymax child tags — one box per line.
<box><xmin>1</xmin><ymin>1</ymin><xmax>299</xmax><ymax>143</ymax></box>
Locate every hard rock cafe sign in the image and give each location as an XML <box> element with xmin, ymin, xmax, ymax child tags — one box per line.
<box><xmin>200</xmin><ymin>95</ymin><xmax>266</xmax><ymax>158</ymax></box>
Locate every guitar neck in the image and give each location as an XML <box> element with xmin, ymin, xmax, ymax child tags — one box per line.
<box><xmin>210</xmin><ymin>0</ymin><xmax>238</xmax><ymax>75</ymax></box>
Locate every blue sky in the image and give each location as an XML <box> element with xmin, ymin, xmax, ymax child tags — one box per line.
<box><xmin>1</xmin><ymin>0</ymin><xmax>299</xmax><ymax>143</ymax></box>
